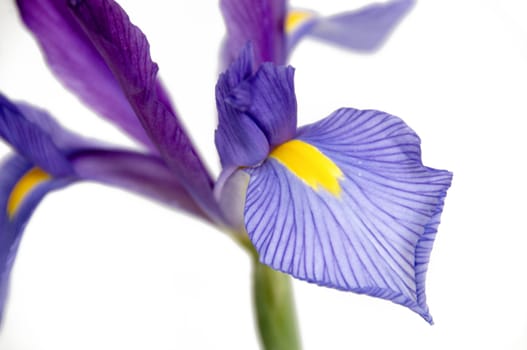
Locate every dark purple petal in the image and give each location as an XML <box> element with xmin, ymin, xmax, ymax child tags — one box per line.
<box><xmin>215</xmin><ymin>46</ymin><xmax>270</xmax><ymax>169</ymax></box>
<box><xmin>69</xmin><ymin>0</ymin><xmax>222</xmax><ymax>222</ymax></box>
<box><xmin>220</xmin><ymin>0</ymin><xmax>287</xmax><ymax>66</ymax></box>
<box><xmin>71</xmin><ymin>149</ymin><xmax>207</xmax><ymax>220</ymax></box>
<box><xmin>0</xmin><ymin>155</ymin><xmax>74</xmax><ymax>324</ymax></box>
<box><xmin>15</xmin><ymin>0</ymin><xmax>173</xmax><ymax>151</ymax></box>
<box><xmin>244</xmin><ymin>108</ymin><xmax>452</xmax><ymax>323</ymax></box>
<box><xmin>302</xmin><ymin>0</ymin><xmax>415</xmax><ymax>52</ymax></box>
<box><xmin>0</xmin><ymin>93</ymin><xmax>75</xmax><ymax>176</ymax></box>
<box><xmin>230</xmin><ymin>63</ymin><xmax>297</xmax><ymax>148</ymax></box>
<box><xmin>215</xmin><ymin>46</ymin><xmax>297</xmax><ymax>169</ymax></box>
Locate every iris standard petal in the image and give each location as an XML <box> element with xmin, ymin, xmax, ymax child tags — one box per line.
<box><xmin>215</xmin><ymin>46</ymin><xmax>270</xmax><ymax>169</ymax></box>
<box><xmin>244</xmin><ymin>108</ymin><xmax>452</xmax><ymax>322</ymax></box>
<box><xmin>69</xmin><ymin>0</ymin><xmax>222</xmax><ymax>222</ymax></box>
<box><xmin>293</xmin><ymin>0</ymin><xmax>415</xmax><ymax>52</ymax></box>
<box><xmin>215</xmin><ymin>46</ymin><xmax>297</xmax><ymax>169</ymax></box>
<box><xmin>220</xmin><ymin>0</ymin><xmax>287</xmax><ymax>66</ymax></box>
<box><xmin>15</xmin><ymin>0</ymin><xmax>169</xmax><ymax>151</ymax></box>
<box><xmin>0</xmin><ymin>155</ymin><xmax>74</xmax><ymax>323</ymax></box>
<box><xmin>215</xmin><ymin>46</ymin><xmax>269</xmax><ymax>169</ymax></box>
<box><xmin>229</xmin><ymin>63</ymin><xmax>297</xmax><ymax>148</ymax></box>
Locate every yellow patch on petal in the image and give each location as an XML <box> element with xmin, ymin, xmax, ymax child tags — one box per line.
<box><xmin>270</xmin><ymin>139</ymin><xmax>343</xmax><ymax>196</ymax></box>
<box><xmin>7</xmin><ymin>167</ymin><xmax>51</xmax><ymax>218</ymax></box>
<box><xmin>285</xmin><ymin>10</ymin><xmax>315</xmax><ymax>33</ymax></box>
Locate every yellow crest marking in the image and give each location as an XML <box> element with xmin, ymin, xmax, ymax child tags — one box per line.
<box><xmin>270</xmin><ymin>139</ymin><xmax>343</xmax><ymax>196</ymax></box>
<box><xmin>7</xmin><ymin>167</ymin><xmax>51</xmax><ymax>218</ymax></box>
<box><xmin>285</xmin><ymin>10</ymin><xmax>315</xmax><ymax>33</ymax></box>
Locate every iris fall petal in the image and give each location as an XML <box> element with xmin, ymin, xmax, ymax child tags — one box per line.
<box><xmin>305</xmin><ymin>0</ymin><xmax>416</xmax><ymax>52</ymax></box>
<box><xmin>0</xmin><ymin>93</ymin><xmax>77</xmax><ymax>176</ymax></box>
<box><xmin>244</xmin><ymin>108</ymin><xmax>452</xmax><ymax>322</ymax></box>
<box><xmin>0</xmin><ymin>155</ymin><xmax>74</xmax><ymax>323</ymax></box>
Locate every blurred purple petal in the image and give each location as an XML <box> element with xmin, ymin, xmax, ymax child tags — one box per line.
<box><xmin>15</xmin><ymin>0</ymin><xmax>174</xmax><ymax>151</ymax></box>
<box><xmin>1</xmin><ymin>93</ymin><xmax>207</xmax><ymax>219</ymax></box>
<box><xmin>284</xmin><ymin>9</ymin><xmax>318</xmax><ymax>53</ymax></box>
<box><xmin>304</xmin><ymin>0</ymin><xmax>415</xmax><ymax>52</ymax></box>
<box><xmin>245</xmin><ymin>108</ymin><xmax>452</xmax><ymax>323</ymax></box>
<box><xmin>72</xmin><ymin>150</ymin><xmax>207</xmax><ymax>220</ymax></box>
<box><xmin>0</xmin><ymin>155</ymin><xmax>74</xmax><ymax>324</ymax></box>
<box><xmin>0</xmin><ymin>93</ymin><xmax>75</xmax><ymax>176</ymax></box>
<box><xmin>220</xmin><ymin>0</ymin><xmax>287</xmax><ymax>66</ymax></box>
<box><xmin>69</xmin><ymin>0</ymin><xmax>222</xmax><ymax>222</ymax></box>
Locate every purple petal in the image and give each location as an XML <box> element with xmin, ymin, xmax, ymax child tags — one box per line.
<box><xmin>244</xmin><ymin>108</ymin><xmax>452</xmax><ymax>322</ymax></box>
<box><xmin>230</xmin><ymin>63</ymin><xmax>297</xmax><ymax>148</ymax></box>
<box><xmin>300</xmin><ymin>0</ymin><xmax>415</xmax><ymax>52</ymax></box>
<box><xmin>0</xmin><ymin>155</ymin><xmax>74</xmax><ymax>324</ymax></box>
<box><xmin>220</xmin><ymin>0</ymin><xmax>287</xmax><ymax>66</ymax></box>
<box><xmin>71</xmin><ymin>149</ymin><xmax>207</xmax><ymax>220</ymax></box>
<box><xmin>215</xmin><ymin>46</ymin><xmax>297</xmax><ymax>169</ymax></box>
<box><xmin>15</xmin><ymin>0</ymin><xmax>172</xmax><ymax>151</ymax></box>
<box><xmin>215</xmin><ymin>46</ymin><xmax>270</xmax><ymax>169</ymax></box>
<box><xmin>0</xmin><ymin>150</ymin><xmax>207</xmax><ymax>324</ymax></box>
<box><xmin>1</xmin><ymin>93</ymin><xmax>207</xmax><ymax>219</ymax></box>
<box><xmin>0</xmin><ymin>93</ymin><xmax>76</xmax><ymax>176</ymax></box>
<box><xmin>69</xmin><ymin>0</ymin><xmax>222</xmax><ymax>222</ymax></box>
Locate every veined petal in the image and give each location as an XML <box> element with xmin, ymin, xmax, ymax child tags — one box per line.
<box><xmin>69</xmin><ymin>0</ymin><xmax>222</xmax><ymax>222</ymax></box>
<box><xmin>15</xmin><ymin>0</ymin><xmax>175</xmax><ymax>151</ymax></box>
<box><xmin>215</xmin><ymin>46</ymin><xmax>297</xmax><ymax>169</ymax></box>
<box><xmin>289</xmin><ymin>0</ymin><xmax>415</xmax><ymax>53</ymax></box>
<box><xmin>0</xmin><ymin>155</ymin><xmax>74</xmax><ymax>323</ymax></box>
<box><xmin>245</xmin><ymin>108</ymin><xmax>452</xmax><ymax>322</ymax></box>
<box><xmin>220</xmin><ymin>0</ymin><xmax>287</xmax><ymax>66</ymax></box>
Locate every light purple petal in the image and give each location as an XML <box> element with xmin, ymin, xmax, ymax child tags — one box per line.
<box><xmin>15</xmin><ymin>0</ymin><xmax>173</xmax><ymax>151</ymax></box>
<box><xmin>69</xmin><ymin>0</ymin><xmax>222</xmax><ymax>222</ymax></box>
<box><xmin>0</xmin><ymin>155</ymin><xmax>74</xmax><ymax>324</ymax></box>
<box><xmin>298</xmin><ymin>0</ymin><xmax>415</xmax><ymax>52</ymax></box>
<box><xmin>220</xmin><ymin>0</ymin><xmax>287</xmax><ymax>66</ymax></box>
<box><xmin>245</xmin><ymin>108</ymin><xmax>452</xmax><ymax>323</ymax></box>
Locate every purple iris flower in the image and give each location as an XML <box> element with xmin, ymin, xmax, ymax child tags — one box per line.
<box><xmin>0</xmin><ymin>0</ymin><xmax>450</xmax><ymax>331</ymax></box>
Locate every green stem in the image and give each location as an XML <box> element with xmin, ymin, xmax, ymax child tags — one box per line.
<box><xmin>250</xmin><ymin>250</ymin><xmax>302</xmax><ymax>350</ymax></box>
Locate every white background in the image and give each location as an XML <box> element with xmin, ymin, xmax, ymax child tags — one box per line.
<box><xmin>1</xmin><ymin>0</ymin><xmax>527</xmax><ymax>349</ymax></box>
